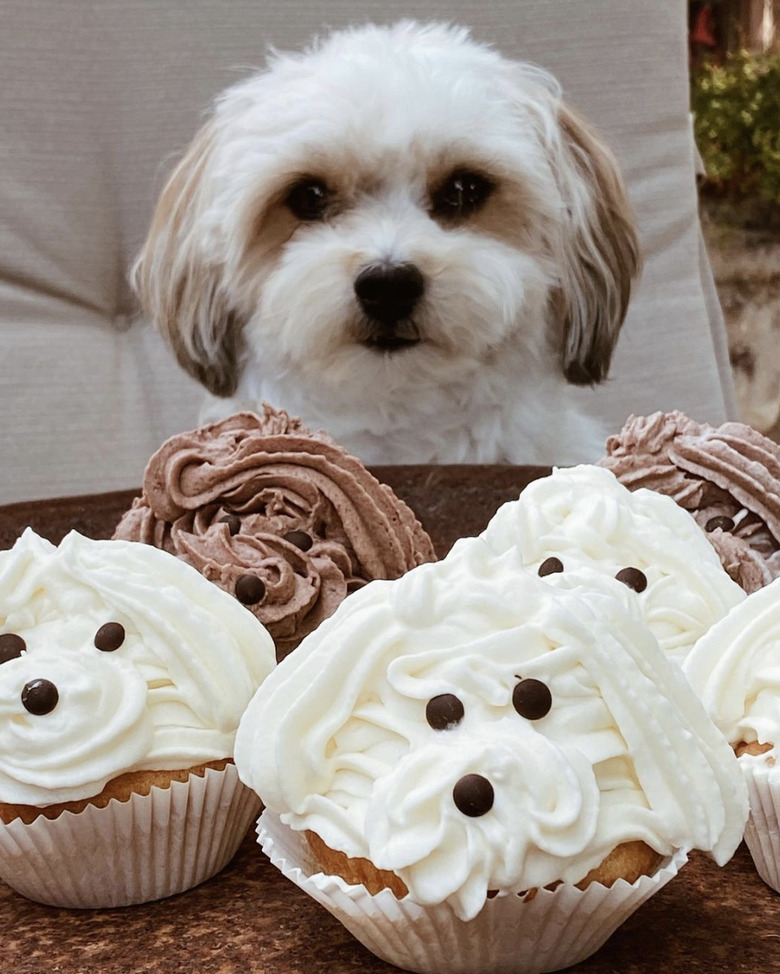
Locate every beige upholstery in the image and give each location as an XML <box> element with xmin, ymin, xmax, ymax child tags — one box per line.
<box><xmin>0</xmin><ymin>0</ymin><xmax>735</xmax><ymax>503</ymax></box>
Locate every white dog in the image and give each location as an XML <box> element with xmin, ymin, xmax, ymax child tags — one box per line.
<box><xmin>134</xmin><ymin>21</ymin><xmax>640</xmax><ymax>465</ymax></box>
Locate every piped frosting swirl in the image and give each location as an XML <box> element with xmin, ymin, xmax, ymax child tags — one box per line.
<box><xmin>114</xmin><ymin>407</ymin><xmax>436</xmax><ymax>658</ymax></box>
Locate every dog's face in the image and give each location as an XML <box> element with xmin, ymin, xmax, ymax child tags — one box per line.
<box><xmin>481</xmin><ymin>464</ymin><xmax>747</xmax><ymax>663</ymax></box>
<box><xmin>0</xmin><ymin>529</ymin><xmax>274</xmax><ymax>805</ymax></box>
<box><xmin>136</xmin><ymin>22</ymin><xmax>640</xmax><ymax>400</ymax></box>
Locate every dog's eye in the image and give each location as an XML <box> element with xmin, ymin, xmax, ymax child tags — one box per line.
<box><xmin>615</xmin><ymin>567</ymin><xmax>648</xmax><ymax>593</ymax></box>
<box><xmin>538</xmin><ymin>557</ymin><xmax>564</xmax><ymax>577</ymax></box>
<box><xmin>94</xmin><ymin>622</ymin><xmax>125</xmax><ymax>652</ymax></box>
<box><xmin>285</xmin><ymin>178</ymin><xmax>330</xmax><ymax>221</ymax></box>
<box><xmin>426</xmin><ymin>693</ymin><xmax>464</xmax><ymax>730</ymax></box>
<box><xmin>513</xmin><ymin>678</ymin><xmax>552</xmax><ymax>720</ymax></box>
<box><xmin>431</xmin><ymin>170</ymin><xmax>493</xmax><ymax>219</ymax></box>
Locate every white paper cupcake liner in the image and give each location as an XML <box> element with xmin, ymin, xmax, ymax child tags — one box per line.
<box><xmin>0</xmin><ymin>763</ymin><xmax>260</xmax><ymax>908</ymax></box>
<box><xmin>257</xmin><ymin>809</ymin><xmax>687</xmax><ymax>974</ymax></box>
<box><xmin>742</xmin><ymin>758</ymin><xmax>780</xmax><ymax>893</ymax></box>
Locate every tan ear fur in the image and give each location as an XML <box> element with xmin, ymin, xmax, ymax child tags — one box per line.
<box><xmin>554</xmin><ymin>105</ymin><xmax>642</xmax><ymax>386</ymax></box>
<box><xmin>132</xmin><ymin>122</ymin><xmax>243</xmax><ymax>398</ymax></box>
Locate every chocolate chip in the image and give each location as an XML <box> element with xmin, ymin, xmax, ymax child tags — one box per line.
<box><xmin>235</xmin><ymin>574</ymin><xmax>266</xmax><ymax>605</ymax></box>
<box><xmin>22</xmin><ymin>679</ymin><xmax>59</xmax><ymax>716</ymax></box>
<box><xmin>0</xmin><ymin>633</ymin><xmax>26</xmax><ymax>664</ymax></box>
<box><xmin>615</xmin><ymin>567</ymin><xmax>648</xmax><ymax>593</ymax></box>
<box><xmin>94</xmin><ymin>622</ymin><xmax>125</xmax><ymax>652</ymax></box>
<box><xmin>705</xmin><ymin>515</ymin><xmax>735</xmax><ymax>533</ymax></box>
<box><xmin>426</xmin><ymin>693</ymin><xmax>465</xmax><ymax>731</ymax></box>
<box><xmin>219</xmin><ymin>514</ymin><xmax>241</xmax><ymax>536</ymax></box>
<box><xmin>513</xmin><ymin>678</ymin><xmax>552</xmax><ymax>720</ymax></box>
<box><xmin>453</xmin><ymin>774</ymin><xmax>494</xmax><ymax>817</ymax></box>
<box><xmin>538</xmin><ymin>557</ymin><xmax>564</xmax><ymax>577</ymax></box>
<box><xmin>284</xmin><ymin>530</ymin><xmax>313</xmax><ymax>552</ymax></box>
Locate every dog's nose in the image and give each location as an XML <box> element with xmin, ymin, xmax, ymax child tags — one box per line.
<box><xmin>354</xmin><ymin>263</ymin><xmax>425</xmax><ymax>323</ymax></box>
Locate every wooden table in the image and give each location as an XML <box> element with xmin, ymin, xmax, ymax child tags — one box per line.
<box><xmin>1</xmin><ymin>468</ymin><xmax>778</xmax><ymax>974</ymax></box>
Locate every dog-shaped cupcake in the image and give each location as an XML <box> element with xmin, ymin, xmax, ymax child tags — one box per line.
<box><xmin>236</xmin><ymin>533</ymin><xmax>746</xmax><ymax>922</ymax></box>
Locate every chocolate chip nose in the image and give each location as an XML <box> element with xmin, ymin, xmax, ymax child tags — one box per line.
<box><xmin>354</xmin><ymin>263</ymin><xmax>425</xmax><ymax>323</ymax></box>
<box><xmin>453</xmin><ymin>773</ymin><xmax>494</xmax><ymax>817</ymax></box>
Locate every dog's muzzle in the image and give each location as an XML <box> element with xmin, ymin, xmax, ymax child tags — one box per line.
<box><xmin>354</xmin><ymin>263</ymin><xmax>424</xmax><ymax>351</ymax></box>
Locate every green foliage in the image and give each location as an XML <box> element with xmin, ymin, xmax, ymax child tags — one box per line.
<box><xmin>691</xmin><ymin>49</ymin><xmax>780</xmax><ymax>207</ymax></box>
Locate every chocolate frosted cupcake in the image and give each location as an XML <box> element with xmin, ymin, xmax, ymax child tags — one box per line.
<box><xmin>599</xmin><ymin>411</ymin><xmax>780</xmax><ymax>593</ymax></box>
<box><xmin>114</xmin><ymin>406</ymin><xmax>436</xmax><ymax>659</ymax></box>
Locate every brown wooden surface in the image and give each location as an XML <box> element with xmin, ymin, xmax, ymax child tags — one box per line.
<box><xmin>1</xmin><ymin>468</ymin><xmax>779</xmax><ymax>974</ymax></box>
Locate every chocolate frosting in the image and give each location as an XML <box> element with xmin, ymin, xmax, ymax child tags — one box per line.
<box><xmin>114</xmin><ymin>407</ymin><xmax>436</xmax><ymax>659</ymax></box>
<box><xmin>599</xmin><ymin>411</ymin><xmax>780</xmax><ymax>593</ymax></box>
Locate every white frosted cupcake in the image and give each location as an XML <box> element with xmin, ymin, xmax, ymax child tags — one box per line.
<box><xmin>684</xmin><ymin>576</ymin><xmax>780</xmax><ymax>893</ymax></box>
<box><xmin>480</xmin><ymin>464</ymin><xmax>745</xmax><ymax>664</ymax></box>
<box><xmin>0</xmin><ymin>528</ymin><xmax>276</xmax><ymax>908</ymax></box>
<box><xmin>236</xmin><ymin>537</ymin><xmax>747</xmax><ymax>974</ymax></box>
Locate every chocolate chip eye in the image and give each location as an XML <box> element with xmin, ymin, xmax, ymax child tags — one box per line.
<box><xmin>0</xmin><ymin>633</ymin><xmax>26</xmax><ymax>663</ymax></box>
<box><xmin>538</xmin><ymin>557</ymin><xmax>564</xmax><ymax>577</ymax></box>
<box><xmin>705</xmin><ymin>515</ymin><xmax>735</xmax><ymax>533</ymax></box>
<box><xmin>513</xmin><ymin>678</ymin><xmax>552</xmax><ymax>720</ymax></box>
<box><xmin>235</xmin><ymin>573</ymin><xmax>266</xmax><ymax>606</ymax></box>
<box><xmin>22</xmin><ymin>679</ymin><xmax>59</xmax><ymax>716</ymax></box>
<box><xmin>615</xmin><ymin>567</ymin><xmax>647</xmax><ymax>593</ymax></box>
<box><xmin>94</xmin><ymin>622</ymin><xmax>125</xmax><ymax>652</ymax></box>
<box><xmin>453</xmin><ymin>774</ymin><xmax>494</xmax><ymax>817</ymax></box>
<box><xmin>284</xmin><ymin>530</ymin><xmax>313</xmax><ymax>552</ymax></box>
<box><xmin>426</xmin><ymin>693</ymin><xmax>465</xmax><ymax>730</ymax></box>
<box><xmin>219</xmin><ymin>514</ymin><xmax>241</xmax><ymax>536</ymax></box>
<box><xmin>285</xmin><ymin>178</ymin><xmax>330</xmax><ymax>221</ymax></box>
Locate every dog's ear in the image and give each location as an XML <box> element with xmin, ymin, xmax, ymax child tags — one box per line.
<box><xmin>132</xmin><ymin>122</ymin><xmax>243</xmax><ymax>397</ymax></box>
<box><xmin>552</xmin><ymin>105</ymin><xmax>641</xmax><ymax>386</ymax></box>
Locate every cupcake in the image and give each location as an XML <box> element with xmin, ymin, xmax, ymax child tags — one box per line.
<box><xmin>236</xmin><ymin>536</ymin><xmax>747</xmax><ymax>974</ymax></box>
<box><xmin>0</xmin><ymin>528</ymin><xmax>275</xmax><ymax>908</ymax></box>
<box><xmin>478</xmin><ymin>464</ymin><xmax>745</xmax><ymax>664</ymax></box>
<box><xmin>599</xmin><ymin>410</ymin><xmax>780</xmax><ymax>593</ymax></box>
<box><xmin>114</xmin><ymin>405</ymin><xmax>436</xmax><ymax>659</ymax></box>
<box><xmin>684</xmin><ymin>576</ymin><xmax>780</xmax><ymax>893</ymax></box>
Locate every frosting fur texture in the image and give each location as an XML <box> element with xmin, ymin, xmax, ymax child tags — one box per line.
<box><xmin>0</xmin><ymin>529</ymin><xmax>275</xmax><ymax>806</ymax></box>
<box><xmin>480</xmin><ymin>464</ymin><xmax>745</xmax><ymax>663</ymax></box>
<box><xmin>114</xmin><ymin>407</ymin><xmax>436</xmax><ymax>659</ymax></box>
<box><xmin>235</xmin><ymin>534</ymin><xmax>747</xmax><ymax>921</ymax></box>
<box><xmin>684</xmin><ymin>575</ymin><xmax>780</xmax><ymax>758</ymax></box>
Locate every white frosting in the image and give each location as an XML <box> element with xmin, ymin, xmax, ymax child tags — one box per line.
<box><xmin>480</xmin><ymin>465</ymin><xmax>745</xmax><ymax>663</ymax></box>
<box><xmin>683</xmin><ymin>575</ymin><xmax>780</xmax><ymax>757</ymax></box>
<box><xmin>235</xmin><ymin>536</ymin><xmax>747</xmax><ymax>920</ymax></box>
<box><xmin>0</xmin><ymin>529</ymin><xmax>276</xmax><ymax>805</ymax></box>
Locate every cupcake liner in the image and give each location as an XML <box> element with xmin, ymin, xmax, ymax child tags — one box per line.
<box><xmin>742</xmin><ymin>758</ymin><xmax>780</xmax><ymax>893</ymax></box>
<box><xmin>257</xmin><ymin>809</ymin><xmax>687</xmax><ymax>974</ymax></box>
<box><xmin>0</xmin><ymin>763</ymin><xmax>260</xmax><ymax>908</ymax></box>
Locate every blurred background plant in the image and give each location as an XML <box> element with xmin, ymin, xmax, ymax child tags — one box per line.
<box><xmin>692</xmin><ymin>48</ymin><xmax>780</xmax><ymax>214</ymax></box>
<box><xmin>689</xmin><ymin>0</ymin><xmax>780</xmax><ymax>437</ymax></box>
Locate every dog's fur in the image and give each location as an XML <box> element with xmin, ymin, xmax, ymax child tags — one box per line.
<box><xmin>134</xmin><ymin>21</ymin><xmax>641</xmax><ymax>464</ymax></box>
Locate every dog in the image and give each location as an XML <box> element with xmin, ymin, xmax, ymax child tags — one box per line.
<box><xmin>133</xmin><ymin>21</ymin><xmax>641</xmax><ymax>465</ymax></box>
